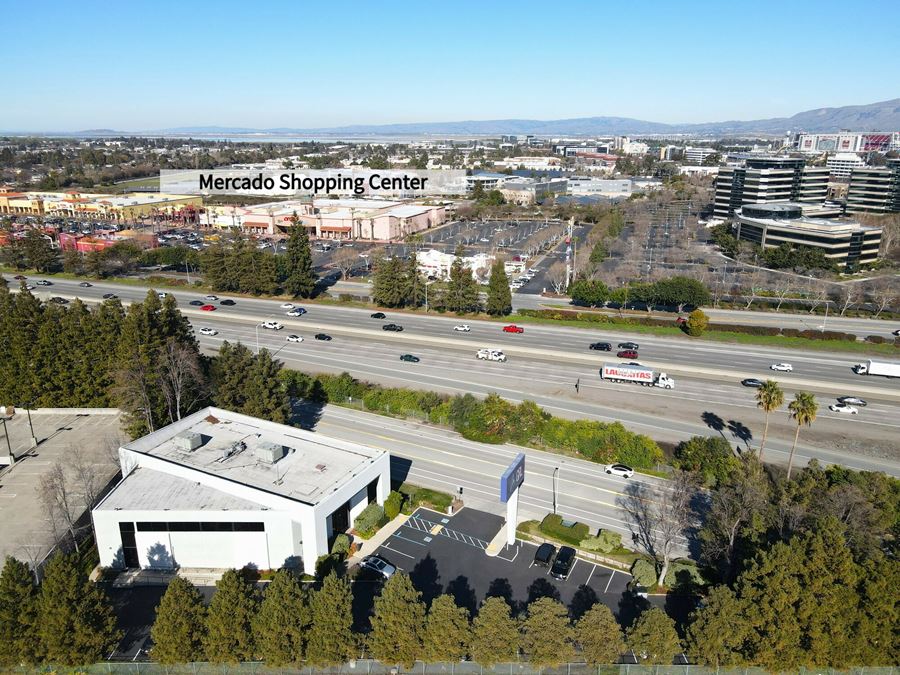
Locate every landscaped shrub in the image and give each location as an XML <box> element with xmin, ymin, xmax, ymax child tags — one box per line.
<box><xmin>331</xmin><ymin>533</ymin><xmax>351</xmax><ymax>556</ymax></box>
<box><xmin>631</xmin><ymin>559</ymin><xmax>657</xmax><ymax>588</ymax></box>
<box><xmin>664</xmin><ymin>560</ymin><xmax>704</xmax><ymax>591</ymax></box>
<box><xmin>865</xmin><ymin>335</ymin><xmax>886</xmax><ymax>344</ymax></box>
<box><xmin>397</xmin><ymin>483</ymin><xmax>453</xmax><ymax>513</ymax></box>
<box><xmin>580</xmin><ymin>529</ymin><xmax>622</xmax><ymax>554</ymax></box>
<box><xmin>354</xmin><ymin>502</ymin><xmax>387</xmax><ymax>539</ymax></box>
<box><xmin>540</xmin><ymin>514</ymin><xmax>590</xmax><ymax>546</ymax></box>
<box><xmin>384</xmin><ymin>491</ymin><xmax>403</xmax><ymax>520</ymax></box>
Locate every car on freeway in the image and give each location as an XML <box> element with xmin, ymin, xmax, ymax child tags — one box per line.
<box><xmin>261</xmin><ymin>321</ymin><xmax>284</xmax><ymax>330</ymax></box>
<box><xmin>13</xmin><ymin>275</ymin><xmax>27</xmax><ymax>280</ymax></box>
<box><xmin>370</xmin><ymin>312</ymin><xmax>386</xmax><ymax>319</ymax></box>
<box><xmin>383</xmin><ymin>323</ymin><xmax>404</xmax><ymax>332</ymax></box>
<box><xmin>479</xmin><ymin>237</ymin><xmax>490</xmax><ymax>243</ymax></box>
<box><xmin>189</xmin><ymin>300</ymin><xmax>204</xmax><ymax>306</ymax></box>
<box><xmin>199</xmin><ymin>327</ymin><xmax>218</xmax><ymax>336</ymax></box>
<box><xmin>589</xmin><ymin>342</ymin><xmax>611</xmax><ymax>351</ymax></box>
<box><xmin>837</xmin><ymin>396</ymin><xmax>867</xmax><ymax>407</ymax></box>
<box><xmin>286</xmin><ymin>334</ymin><xmax>304</xmax><ymax>343</ymax></box>
<box><xmin>157</xmin><ymin>292</ymin><xmax>168</xmax><ymax>298</ymax></box>
<box><xmin>605</xmin><ymin>463</ymin><xmax>634</xmax><ymax>478</ymax></box>
<box><xmin>205</xmin><ymin>295</ymin><xmax>219</xmax><ymax>301</ymax></box>
<box><xmin>23</xmin><ymin>284</ymin><xmax>35</xmax><ymax>290</ymax></box>
<box><xmin>770</xmin><ymin>363</ymin><xmax>793</xmax><ymax>372</ymax></box>
<box><xmin>617</xmin><ymin>349</ymin><xmax>638</xmax><ymax>359</ymax></box>
<box><xmin>36</xmin><ymin>280</ymin><xmax>52</xmax><ymax>286</ymax></box>
<box><xmin>533</xmin><ymin>542</ymin><xmax>556</xmax><ymax>568</ymax></box>
<box><xmin>502</xmin><ymin>324</ymin><xmax>524</xmax><ymax>333</ymax></box>
<box><xmin>359</xmin><ymin>554</ymin><xmax>396</xmax><ymax>579</ymax></box>
<box><xmin>219</xmin><ymin>299</ymin><xmax>236</xmax><ymax>306</ymax></box>
<box><xmin>550</xmin><ymin>546</ymin><xmax>576</xmax><ymax>580</ymax></box>
<box><xmin>286</xmin><ymin>308</ymin><xmax>307</xmax><ymax>317</ymax></box>
<box><xmin>741</xmin><ymin>378</ymin><xmax>764</xmax><ymax>388</ymax></box>
<box><xmin>201</xmin><ymin>304</ymin><xmax>217</xmax><ymax>311</ymax></box>
<box><xmin>829</xmin><ymin>403</ymin><xmax>859</xmax><ymax>414</ymax></box>
<box><xmin>400</xmin><ymin>354</ymin><xmax>420</xmax><ymax>363</ymax></box>
<box><xmin>102</xmin><ymin>293</ymin><xmax>118</xmax><ymax>299</ymax></box>
<box><xmin>49</xmin><ymin>296</ymin><xmax>68</xmax><ymax>304</ymax></box>
<box><xmin>893</xmin><ymin>329</ymin><xmax>900</xmax><ymax>337</ymax></box>
<box><xmin>454</xmin><ymin>324</ymin><xmax>471</xmax><ymax>332</ymax></box>
<box><xmin>618</xmin><ymin>342</ymin><xmax>639</xmax><ymax>350</ymax></box>
<box><xmin>78</xmin><ymin>282</ymin><xmax>92</xmax><ymax>287</ymax></box>
<box><xmin>281</xmin><ymin>303</ymin><xmax>295</xmax><ymax>309</ymax></box>
<box><xmin>476</xmin><ymin>348</ymin><xmax>506</xmax><ymax>362</ymax></box>
<box><xmin>314</xmin><ymin>333</ymin><xmax>332</xmax><ymax>341</ymax></box>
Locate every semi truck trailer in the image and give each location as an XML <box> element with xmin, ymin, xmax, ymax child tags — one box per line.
<box><xmin>601</xmin><ymin>364</ymin><xmax>675</xmax><ymax>389</ymax></box>
<box><xmin>853</xmin><ymin>360</ymin><xmax>900</xmax><ymax>378</ymax></box>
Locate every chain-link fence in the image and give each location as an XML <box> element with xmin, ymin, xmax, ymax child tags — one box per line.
<box><xmin>13</xmin><ymin>661</ymin><xmax>897</xmax><ymax>675</ymax></box>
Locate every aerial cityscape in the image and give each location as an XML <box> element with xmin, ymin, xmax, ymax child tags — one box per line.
<box><xmin>0</xmin><ymin>1</ymin><xmax>898</xmax><ymax>672</ymax></box>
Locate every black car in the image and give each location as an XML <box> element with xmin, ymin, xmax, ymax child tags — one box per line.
<box><xmin>189</xmin><ymin>300</ymin><xmax>204</xmax><ymax>306</ymax></box>
<box><xmin>314</xmin><ymin>333</ymin><xmax>332</xmax><ymax>341</ymax></box>
<box><xmin>78</xmin><ymin>282</ymin><xmax>93</xmax><ymax>287</ymax></box>
<box><xmin>219</xmin><ymin>299</ymin><xmax>236</xmax><ymax>306</ymax></box>
<box><xmin>550</xmin><ymin>546</ymin><xmax>576</xmax><ymax>580</ymax></box>
<box><xmin>383</xmin><ymin>323</ymin><xmax>403</xmax><ymax>332</ymax></box>
<box><xmin>102</xmin><ymin>293</ymin><xmax>118</xmax><ymax>299</ymax></box>
<box><xmin>533</xmin><ymin>542</ymin><xmax>556</xmax><ymax>568</ymax></box>
<box><xmin>400</xmin><ymin>354</ymin><xmax>420</xmax><ymax>363</ymax></box>
<box><xmin>742</xmin><ymin>378</ymin><xmax>764</xmax><ymax>388</ymax></box>
<box><xmin>589</xmin><ymin>342</ymin><xmax>611</xmax><ymax>351</ymax></box>
<box><xmin>618</xmin><ymin>342</ymin><xmax>639</xmax><ymax>350</ymax></box>
<box><xmin>50</xmin><ymin>296</ymin><xmax>68</xmax><ymax>304</ymax></box>
<box><xmin>837</xmin><ymin>396</ymin><xmax>868</xmax><ymax>407</ymax></box>
<box><xmin>371</xmin><ymin>312</ymin><xmax>386</xmax><ymax>319</ymax></box>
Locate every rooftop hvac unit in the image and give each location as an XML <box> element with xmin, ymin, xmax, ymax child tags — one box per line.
<box><xmin>222</xmin><ymin>440</ymin><xmax>246</xmax><ymax>460</ymax></box>
<box><xmin>174</xmin><ymin>432</ymin><xmax>202</xmax><ymax>452</ymax></box>
<box><xmin>256</xmin><ymin>441</ymin><xmax>286</xmax><ymax>464</ymax></box>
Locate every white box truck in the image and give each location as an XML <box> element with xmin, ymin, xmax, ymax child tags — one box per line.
<box><xmin>853</xmin><ymin>360</ymin><xmax>900</xmax><ymax>378</ymax></box>
<box><xmin>601</xmin><ymin>363</ymin><xmax>675</xmax><ymax>389</ymax></box>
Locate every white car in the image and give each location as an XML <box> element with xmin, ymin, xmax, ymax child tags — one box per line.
<box><xmin>286</xmin><ymin>334</ymin><xmax>304</xmax><ymax>343</ymax></box>
<box><xmin>261</xmin><ymin>321</ymin><xmax>284</xmax><ymax>330</ymax></box>
<box><xmin>157</xmin><ymin>292</ymin><xmax>168</xmax><ymax>298</ymax></box>
<box><xmin>286</xmin><ymin>308</ymin><xmax>306</xmax><ymax>317</ymax></box>
<box><xmin>476</xmin><ymin>348</ymin><xmax>507</xmax><ymax>362</ymax></box>
<box><xmin>829</xmin><ymin>403</ymin><xmax>859</xmax><ymax>415</ymax></box>
<box><xmin>605</xmin><ymin>463</ymin><xmax>635</xmax><ymax>478</ymax></box>
<box><xmin>281</xmin><ymin>302</ymin><xmax>295</xmax><ymax>310</ymax></box>
<box><xmin>770</xmin><ymin>363</ymin><xmax>793</xmax><ymax>372</ymax></box>
<box><xmin>454</xmin><ymin>324</ymin><xmax>471</xmax><ymax>332</ymax></box>
<box><xmin>199</xmin><ymin>327</ymin><xmax>218</xmax><ymax>336</ymax></box>
<box><xmin>205</xmin><ymin>295</ymin><xmax>218</xmax><ymax>301</ymax></box>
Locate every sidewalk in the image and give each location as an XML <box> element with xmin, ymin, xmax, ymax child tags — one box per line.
<box><xmin>347</xmin><ymin>513</ymin><xmax>410</xmax><ymax>566</ymax></box>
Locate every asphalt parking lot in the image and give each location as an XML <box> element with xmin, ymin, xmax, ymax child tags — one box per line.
<box><xmin>368</xmin><ymin>507</ymin><xmax>635</xmax><ymax>621</ymax></box>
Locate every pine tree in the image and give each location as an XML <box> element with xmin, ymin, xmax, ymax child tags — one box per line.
<box><xmin>253</xmin><ymin>569</ymin><xmax>310</xmax><ymax>666</ymax></box>
<box><xmin>150</xmin><ymin>576</ymin><xmax>207</xmax><ymax>665</ymax></box>
<box><xmin>202</xmin><ymin>569</ymin><xmax>259</xmax><ymax>664</ymax></box>
<box><xmin>626</xmin><ymin>607</ymin><xmax>681</xmax><ymax>666</ymax></box>
<box><xmin>213</xmin><ymin>341</ymin><xmax>255</xmax><ymax>411</ymax></box>
<box><xmin>37</xmin><ymin>553</ymin><xmax>121</xmax><ymax>666</ymax></box>
<box><xmin>284</xmin><ymin>219</ymin><xmax>317</xmax><ymax>298</ymax></box>
<box><xmin>521</xmin><ymin>597</ymin><xmax>573</xmax><ymax>667</ymax></box>
<box><xmin>470</xmin><ymin>596</ymin><xmax>519</xmax><ymax>667</ymax></box>
<box><xmin>200</xmin><ymin>243</ymin><xmax>229</xmax><ymax>291</ymax></box>
<box><xmin>422</xmin><ymin>594</ymin><xmax>471</xmax><ymax>663</ymax></box>
<box><xmin>486</xmin><ymin>259</ymin><xmax>512</xmax><ymax>316</ymax></box>
<box><xmin>242</xmin><ymin>349</ymin><xmax>289</xmax><ymax>423</ymax></box>
<box><xmin>372</xmin><ymin>256</ymin><xmax>405</xmax><ymax>307</ymax></box>
<box><xmin>368</xmin><ymin>573</ymin><xmax>426</xmax><ymax>667</ymax></box>
<box><xmin>306</xmin><ymin>573</ymin><xmax>355</xmax><ymax>666</ymax></box>
<box><xmin>23</xmin><ymin>227</ymin><xmax>56</xmax><ymax>273</ymax></box>
<box><xmin>402</xmin><ymin>254</ymin><xmax>425</xmax><ymax>307</ymax></box>
<box><xmin>575</xmin><ymin>602</ymin><xmax>624</xmax><ymax>666</ymax></box>
<box><xmin>62</xmin><ymin>249</ymin><xmax>83</xmax><ymax>274</ymax></box>
<box><xmin>445</xmin><ymin>256</ymin><xmax>480</xmax><ymax>314</ymax></box>
<box><xmin>685</xmin><ymin>586</ymin><xmax>748</xmax><ymax>667</ymax></box>
<box><xmin>0</xmin><ymin>557</ymin><xmax>41</xmax><ymax>667</ymax></box>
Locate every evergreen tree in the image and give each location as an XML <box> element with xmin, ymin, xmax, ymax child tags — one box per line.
<box><xmin>485</xmin><ymin>259</ymin><xmax>512</xmax><ymax>315</ymax></box>
<box><xmin>853</xmin><ymin>554</ymin><xmax>900</xmax><ymax>666</ymax></box>
<box><xmin>200</xmin><ymin>243</ymin><xmax>229</xmax><ymax>291</ymax></box>
<box><xmin>202</xmin><ymin>569</ymin><xmax>259</xmax><ymax>664</ymax></box>
<box><xmin>368</xmin><ymin>573</ymin><xmax>426</xmax><ymax>667</ymax></box>
<box><xmin>445</xmin><ymin>256</ymin><xmax>480</xmax><ymax>314</ymax></box>
<box><xmin>521</xmin><ymin>597</ymin><xmax>574</xmax><ymax>667</ymax></box>
<box><xmin>626</xmin><ymin>607</ymin><xmax>681</xmax><ymax>666</ymax></box>
<box><xmin>470</xmin><ymin>596</ymin><xmax>519</xmax><ymax>667</ymax></box>
<box><xmin>213</xmin><ymin>341</ymin><xmax>255</xmax><ymax>411</ymax></box>
<box><xmin>575</xmin><ymin>602</ymin><xmax>624</xmax><ymax>666</ymax></box>
<box><xmin>685</xmin><ymin>586</ymin><xmax>748</xmax><ymax>667</ymax></box>
<box><xmin>253</xmin><ymin>569</ymin><xmax>310</xmax><ymax>666</ymax></box>
<box><xmin>23</xmin><ymin>227</ymin><xmax>56</xmax><ymax>273</ymax></box>
<box><xmin>62</xmin><ymin>249</ymin><xmax>83</xmax><ymax>274</ymax></box>
<box><xmin>37</xmin><ymin>553</ymin><xmax>121</xmax><ymax>666</ymax></box>
<box><xmin>402</xmin><ymin>254</ymin><xmax>426</xmax><ymax>307</ymax></box>
<box><xmin>284</xmin><ymin>219</ymin><xmax>317</xmax><ymax>298</ymax></box>
<box><xmin>372</xmin><ymin>256</ymin><xmax>405</xmax><ymax>307</ymax></box>
<box><xmin>422</xmin><ymin>594</ymin><xmax>471</xmax><ymax>663</ymax></box>
<box><xmin>241</xmin><ymin>348</ymin><xmax>289</xmax><ymax>423</ymax></box>
<box><xmin>306</xmin><ymin>573</ymin><xmax>355</xmax><ymax>666</ymax></box>
<box><xmin>0</xmin><ymin>557</ymin><xmax>41</xmax><ymax>667</ymax></box>
<box><xmin>150</xmin><ymin>576</ymin><xmax>207</xmax><ymax>665</ymax></box>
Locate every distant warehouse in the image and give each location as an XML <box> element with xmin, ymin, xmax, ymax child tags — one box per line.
<box><xmin>92</xmin><ymin>407</ymin><xmax>390</xmax><ymax>575</ymax></box>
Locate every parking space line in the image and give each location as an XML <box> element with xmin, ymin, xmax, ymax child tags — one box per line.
<box><xmin>604</xmin><ymin>569</ymin><xmax>616</xmax><ymax>593</ymax></box>
<box><xmin>569</xmin><ymin>558</ymin><xmax>578</xmax><ymax>578</ymax></box>
<box><xmin>381</xmin><ymin>543</ymin><xmax>415</xmax><ymax>559</ymax></box>
<box><xmin>390</xmin><ymin>532</ymin><xmax>428</xmax><ymax>547</ymax></box>
<box><xmin>585</xmin><ymin>563</ymin><xmax>595</xmax><ymax>587</ymax></box>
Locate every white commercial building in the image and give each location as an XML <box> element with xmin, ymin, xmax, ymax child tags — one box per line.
<box><xmin>92</xmin><ymin>407</ymin><xmax>390</xmax><ymax>575</ymax></box>
<box><xmin>567</xmin><ymin>178</ymin><xmax>634</xmax><ymax>197</ymax></box>
<box><xmin>826</xmin><ymin>152</ymin><xmax>866</xmax><ymax>179</ymax></box>
<box><xmin>416</xmin><ymin>248</ymin><xmax>494</xmax><ymax>281</ymax></box>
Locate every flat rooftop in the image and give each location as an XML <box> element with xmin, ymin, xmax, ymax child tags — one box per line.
<box><xmin>123</xmin><ymin>407</ymin><xmax>386</xmax><ymax>505</ymax></box>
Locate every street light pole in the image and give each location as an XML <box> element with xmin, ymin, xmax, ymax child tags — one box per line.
<box><xmin>25</xmin><ymin>406</ymin><xmax>36</xmax><ymax>448</ymax></box>
<box><xmin>552</xmin><ymin>466</ymin><xmax>559</xmax><ymax>515</ymax></box>
<box><xmin>255</xmin><ymin>324</ymin><xmax>260</xmax><ymax>354</ymax></box>
<box><xmin>1</xmin><ymin>417</ymin><xmax>14</xmax><ymax>465</ymax></box>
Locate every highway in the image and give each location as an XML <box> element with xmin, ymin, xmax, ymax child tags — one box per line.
<box><xmin>13</xmin><ymin>275</ymin><xmax>900</xmax><ymax>477</ymax></box>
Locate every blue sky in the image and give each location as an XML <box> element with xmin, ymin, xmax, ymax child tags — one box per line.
<box><xmin>3</xmin><ymin>0</ymin><xmax>899</xmax><ymax>131</ymax></box>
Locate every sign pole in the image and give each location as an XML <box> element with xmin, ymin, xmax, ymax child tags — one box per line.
<box><xmin>506</xmin><ymin>486</ymin><xmax>518</xmax><ymax>547</ymax></box>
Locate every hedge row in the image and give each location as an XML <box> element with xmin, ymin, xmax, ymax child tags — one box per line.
<box><xmin>539</xmin><ymin>514</ymin><xmax>590</xmax><ymax>546</ymax></box>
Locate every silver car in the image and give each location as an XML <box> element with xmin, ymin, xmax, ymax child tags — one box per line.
<box><xmin>359</xmin><ymin>554</ymin><xmax>396</xmax><ymax>579</ymax></box>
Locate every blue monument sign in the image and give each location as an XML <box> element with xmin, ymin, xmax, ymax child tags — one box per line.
<box><xmin>500</xmin><ymin>453</ymin><xmax>525</xmax><ymax>503</ymax></box>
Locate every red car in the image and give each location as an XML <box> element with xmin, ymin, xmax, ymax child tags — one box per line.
<box><xmin>201</xmin><ymin>304</ymin><xmax>217</xmax><ymax>311</ymax></box>
<box><xmin>617</xmin><ymin>349</ymin><xmax>638</xmax><ymax>359</ymax></box>
<box><xmin>503</xmin><ymin>324</ymin><xmax>524</xmax><ymax>334</ymax></box>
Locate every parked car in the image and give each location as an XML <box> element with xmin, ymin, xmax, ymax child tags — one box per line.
<box><xmin>370</xmin><ymin>312</ymin><xmax>386</xmax><ymax>319</ymax></box>
<box><xmin>770</xmin><ymin>363</ymin><xmax>793</xmax><ymax>372</ymax></box>
<box><xmin>616</xmin><ymin>350</ymin><xmax>638</xmax><ymax>359</ymax></box>
<box><xmin>589</xmin><ymin>342</ymin><xmax>611</xmax><ymax>351</ymax></box>
<box><xmin>219</xmin><ymin>298</ymin><xmax>236</xmax><ymax>306</ymax></box>
<box><xmin>359</xmin><ymin>554</ymin><xmax>396</xmax><ymax>579</ymax></box>
<box><xmin>102</xmin><ymin>293</ymin><xmax>118</xmax><ymax>299</ymax></box>
<box><xmin>618</xmin><ymin>342</ymin><xmax>639</xmax><ymax>350</ymax></box>
<box><xmin>550</xmin><ymin>546</ymin><xmax>576</xmax><ymax>580</ymax></box>
<box><xmin>836</xmin><ymin>396</ymin><xmax>867</xmax><ymax>407</ymax></box>
<box><xmin>314</xmin><ymin>333</ymin><xmax>332</xmax><ymax>341</ymax></box>
<box><xmin>261</xmin><ymin>321</ymin><xmax>284</xmax><ymax>330</ymax></box>
<box><xmin>741</xmin><ymin>378</ymin><xmax>764</xmax><ymax>388</ymax></box>
<box><xmin>503</xmin><ymin>324</ymin><xmax>524</xmax><ymax>333</ymax></box>
<box><xmin>829</xmin><ymin>403</ymin><xmax>859</xmax><ymax>414</ymax></box>
<box><xmin>400</xmin><ymin>354</ymin><xmax>420</xmax><ymax>363</ymax></box>
<box><xmin>286</xmin><ymin>308</ymin><xmax>306</xmax><ymax>317</ymax></box>
<box><xmin>383</xmin><ymin>323</ymin><xmax>404</xmax><ymax>332</ymax></box>
<box><xmin>201</xmin><ymin>304</ymin><xmax>216</xmax><ymax>311</ymax></box>
<box><xmin>199</xmin><ymin>327</ymin><xmax>218</xmax><ymax>336</ymax></box>
<box><xmin>286</xmin><ymin>334</ymin><xmax>304</xmax><ymax>343</ymax></box>
<box><xmin>78</xmin><ymin>282</ymin><xmax>92</xmax><ymax>287</ymax></box>
<box><xmin>189</xmin><ymin>300</ymin><xmax>204</xmax><ymax>306</ymax></box>
<box><xmin>454</xmin><ymin>324</ymin><xmax>471</xmax><ymax>332</ymax></box>
<box><xmin>533</xmin><ymin>542</ymin><xmax>556</xmax><ymax>568</ymax></box>
<box><xmin>605</xmin><ymin>463</ymin><xmax>634</xmax><ymax>478</ymax></box>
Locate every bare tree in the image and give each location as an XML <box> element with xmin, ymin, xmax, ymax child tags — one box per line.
<box><xmin>39</xmin><ymin>462</ymin><xmax>80</xmax><ymax>552</ymax></box>
<box><xmin>869</xmin><ymin>280</ymin><xmax>898</xmax><ymax>318</ymax></box>
<box><xmin>546</xmin><ymin>261</ymin><xmax>568</xmax><ymax>294</ymax></box>
<box><xmin>805</xmin><ymin>279</ymin><xmax>829</xmax><ymax>314</ymax></box>
<box><xmin>771</xmin><ymin>278</ymin><xmax>795</xmax><ymax>312</ymax></box>
<box><xmin>157</xmin><ymin>339</ymin><xmax>205</xmax><ymax>425</ymax></box>
<box><xmin>835</xmin><ymin>285</ymin><xmax>861</xmax><ymax>316</ymax></box>
<box><xmin>331</xmin><ymin>246</ymin><xmax>358</xmax><ymax>279</ymax></box>
<box><xmin>113</xmin><ymin>360</ymin><xmax>156</xmax><ymax>433</ymax></box>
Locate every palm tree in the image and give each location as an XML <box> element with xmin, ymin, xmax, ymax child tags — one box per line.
<box><xmin>786</xmin><ymin>392</ymin><xmax>818</xmax><ymax>480</ymax></box>
<box><xmin>755</xmin><ymin>380</ymin><xmax>784</xmax><ymax>462</ymax></box>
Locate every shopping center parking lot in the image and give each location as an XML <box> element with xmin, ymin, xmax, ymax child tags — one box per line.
<box><xmin>366</xmin><ymin>507</ymin><xmax>635</xmax><ymax>619</ymax></box>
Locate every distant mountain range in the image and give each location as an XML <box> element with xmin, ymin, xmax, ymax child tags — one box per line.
<box><xmin>9</xmin><ymin>98</ymin><xmax>900</xmax><ymax>138</ymax></box>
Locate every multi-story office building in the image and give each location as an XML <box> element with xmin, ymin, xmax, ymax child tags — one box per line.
<box><xmin>846</xmin><ymin>159</ymin><xmax>900</xmax><ymax>214</ymax></box>
<box><xmin>713</xmin><ymin>157</ymin><xmax>829</xmax><ymax>218</ymax></box>
<box><xmin>684</xmin><ymin>147</ymin><xmax>718</xmax><ymax>164</ymax></box>
<box><xmin>826</xmin><ymin>152</ymin><xmax>866</xmax><ymax>179</ymax></box>
<box><xmin>733</xmin><ymin>203</ymin><xmax>882</xmax><ymax>268</ymax></box>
